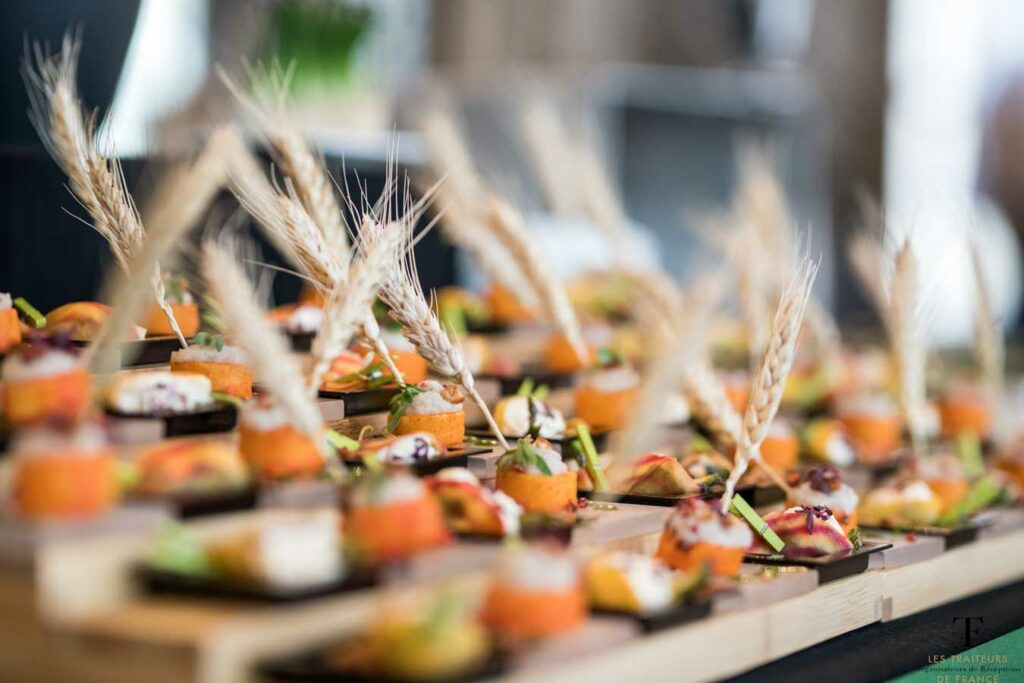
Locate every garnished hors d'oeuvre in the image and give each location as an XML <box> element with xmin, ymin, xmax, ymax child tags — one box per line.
<box><xmin>1</xmin><ymin>336</ymin><xmax>91</xmax><ymax>426</ymax></box>
<box><xmin>786</xmin><ymin>466</ymin><xmax>860</xmax><ymax>533</ymax></box>
<box><xmin>493</xmin><ymin>392</ymin><xmax>566</xmax><ymax>439</ymax></box>
<box><xmin>584</xmin><ymin>552</ymin><xmax>704</xmax><ymax>616</ymax></box>
<box><xmin>615</xmin><ymin>452</ymin><xmax>699</xmax><ymax>497</ymax></box>
<box><xmin>573</xmin><ymin>353</ymin><xmax>640</xmax><ymax>432</ymax></box>
<box><xmin>543</xmin><ymin>333</ymin><xmax>595</xmax><ymax>374</ymax></box>
<box><xmin>344</xmin><ymin>471</ymin><xmax>450</xmax><ymax>563</ymax></box>
<box><xmin>105</xmin><ymin>370</ymin><xmax>213</xmax><ymax>416</ymax></box>
<box><xmin>376</xmin><ymin>329</ymin><xmax>429</xmax><ymax>385</ymax></box>
<box><xmin>271</xmin><ymin>302</ymin><xmax>325</xmax><ymax>336</ymax></box>
<box><xmin>759</xmin><ymin>419</ymin><xmax>799</xmax><ymax>473</ymax></box>
<box><xmin>835</xmin><ymin>393</ymin><xmax>904</xmax><ymax>463</ymax></box>
<box><xmin>170</xmin><ymin>332</ymin><xmax>252</xmax><ymax>400</ymax></box>
<box><xmin>147</xmin><ymin>509</ymin><xmax>346</xmax><ymax>592</ymax></box>
<box><xmin>654</xmin><ymin>499</ymin><xmax>753</xmax><ymax>576</ymax></box>
<box><xmin>859</xmin><ymin>480</ymin><xmax>943</xmax><ymax>528</ymax></box>
<box><xmin>0</xmin><ymin>292</ymin><xmax>22</xmax><ymax>352</ymax></box>
<box><xmin>132</xmin><ymin>440</ymin><xmax>248</xmax><ymax>498</ymax></box>
<box><xmin>800</xmin><ymin>418</ymin><xmax>857</xmax><ymax>466</ymax></box>
<box><xmin>427</xmin><ymin>467</ymin><xmax>522</xmax><ymax>538</ymax></box>
<box><xmin>10</xmin><ymin>422</ymin><xmax>117</xmax><ymax>519</ymax></box>
<box><xmin>495</xmin><ymin>437</ymin><xmax>577</xmax><ymax>516</ymax></box>
<box><xmin>938</xmin><ymin>383</ymin><xmax>993</xmax><ymax>442</ymax></box>
<box><xmin>908</xmin><ymin>452</ymin><xmax>969</xmax><ymax>513</ymax></box>
<box><xmin>45</xmin><ymin>301</ymin><xmax>144</xmax><ymax>342</ymax></box>
<box><xmin>141</xmin><ymin>274</ymin><xmax>199</xmax><ymax>338</ymax></box>
<box><xmin>755</xmin><ymin>505</ymin><xmax>854</xmax><ymax>558</ymax></box>
<box><xmin>481</xmin><ymin>543</ymin><xmax>586</xmax><ymax>640</ymax></box>
<box><xmin>320</xmin><ymin>589</ymin><xmax>492</xmax><ymax>682</ymax></box>
<box><xmin>238</xmin><ymin>397</ymin><xmax>326</xmax><ymax>481</ymax></box>
<box><xmin>389</xmin><ymin>380</ymin><xmax>467</xmax><ymax>448</ymax></box>
<box><xmin>353</xmin><ymin>432</ymin><xmax>446</xmax><ymax>467</ymax></box>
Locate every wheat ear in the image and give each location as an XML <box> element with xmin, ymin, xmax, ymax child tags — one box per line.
<box><xmin>520</xmin><ymin>97</ymin><xmax>579</xmax><ymax>218</ymax></box>
<box><xmin>890</xmin><ymin>241</ymin><xmax>927</xmax><ymax>454</ymax></box>
<box><xmin>682</xmin><ymin>361</ymin><xmax>743</xmax><ymax>449</ymax></box>
<box><xmin>487</xmin><ymin>196</ymin><xmax>588</xmax><ymax>365</ymax></box>
<box><xmin>369</xmin><ymin>217</ymin><xmax>509</xmax><ymax>450</ymax></box>
<box><xmin>569</xmin><ymin>132</ymin><xmax>628</xmax><ymax>248</ymax></box>
<box><xmin>968</xmin><ymin>241</ymin><xmax>1004</xmax><ymax>402</ymax></box>
<box><xmin>721</xmin><ymin>258</ymin><xmax>817</xmax><ymax>512</ymax></box>
<box><xmin>308</xmin><ymin>223</ymin><xmax>405</xmax><ymax>393</ymax></box>
<box><xmin>202</xmin><ymin>241</ymin><xmax>327</xmax><ymax>460</ymax></box>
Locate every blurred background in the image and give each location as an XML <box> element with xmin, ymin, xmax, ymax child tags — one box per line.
<box><xmin>2</xmin><ymin>0</ymin><xmax>1024</xmax><ymax>347</ymax></box>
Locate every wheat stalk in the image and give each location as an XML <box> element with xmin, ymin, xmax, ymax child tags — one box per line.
<box><xmin>721</xmin><ymin>257</ymin><xmax>817</xmax><ymax>512</ymax></box>
<box><xmin>682</xmin><ymin>360</ymin><xmax>743</xmax><ymax>449</ymax></box>
<box><xmin>968</xmin><ymin>241</ymin><xmax>1004</xmax><ymax>402</ymax></box>
<box><xmin>487</xmin><ymin>196</ymin><xmax>588</xmax><ymax>365</ymax></box>
<box><xmin>848</xmin><ymin>231</ymin><xmax>892</xmax><ymax>334</ymax></box>
<box><xmin>569</xmin><ymin>132</ymin><xmax>628</xmax><ymax>249</ymax></box>
<box><xmin>202</xmin><ymin>241</ymin><xmax>327</xmax><ymax>459</ymax></box>
<box><xmin>308</xmin><ymin>223</ymin><xmax>405</xmax><ymax>393</ymax></box>
<box><xmin>520</xmin><ymin>97</ymin><xmax>580</xmax><ymax>218</ymax></box>
<box><xmin>890</xmin><ymin>241</ymin><xmax>928</xmax><ymax>454</ymax></box>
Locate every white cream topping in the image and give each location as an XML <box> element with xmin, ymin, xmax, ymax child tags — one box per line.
<box><xmin>0</xmin><ymin>293</ymin><xmax>11</xmax><ymax>310</ymax></box>
<box><xmin>240</xmin><ymin>403</ymin><xmax>292</xmax><ymax>431</ymax></box>
<box><xmin>2</xmin><ymin>349</ymin><xmax>80</xmax><ymax>382</ymax></box>
<box><xmin>914</xmin><ymin>454</ymin><xmax>965</xmax><ymax>481</ymax></box>
<box><xmin>253</xmin><ymin>510</ymin><xmax>343</xmax><ymax>588</ymax></box>
<box><xmin>658</xmin><ymin>393</ymin><xmax>690</xmax><ymax>424</ymax></box>
<box><xmin>108</xmin><ymin>371</ymin><xmax>212</xmax><ymax>415</ymax></box>
<box><xmin>824</xmin><ymin>433</ymin><xmax>856</xmax><ymax>466</ymax></box>
<box><xmin>284</xmin><ymin>305</ymin><xmax>324</xmax><ymax>333</ymax></box>
<box><xmin>837</xmin><ymin>393</ymin><xmax>898</xmax><ymax>418</ymax></box>
<box><xmin>406</xmin><ymin>380</ymin><xmax>463</xmax><ymax>416</ymax></box>
<box><xmin>494</xmin><ymin>546</ymin><xmax>578</xmax><ymax>591</ymax></box>
<box><xmin>667</xmin><ymin>506</ymin><xmax>753</xmax><ymax>548</ymax></box>
<box><xmin>496</xmin><ymin>396</ymin><xmax>566</xmax><ymax>438</ymax></box>
<box><xmin>767</xmin><ymin>419</ymin><xmax>794</xmax><ymax>438</ymax></box>
<box><xmin>902</xmin><ymin>480</ymin><xmax>939</xmax><ymax>503</ymax></box>
<box><xmin>13</xmin><ymin>422</ymin><xmax>108</xmax><ymax>456</ymax></box>
<box><xmin>352</xmin><ymin>473</ymin><xmax>426</xmax><ymax>507</ymax></box>
<box><xmin>171</xmin><ymin>343</ymin><xmax>248</xmax><ymax>365</ymax></box>
<box><xmin>584</xmin><ymin>365</ymin><xmax>640</xmax><ymax>393</ymax></box>
<box><xmin>525</xmin><ymin>444</ymin><xmax>568</xmax><ymax>475</ymax></box>
<box><xmin>434</xmin><ymin>467</ymin><xmax>481</xmax><ymax>486</ymax></box>
<box><xmin>792</xmin><ymin>481</ymin><xmax>860</xmax><ymax>515</ymax></box>
<box><xmin>491</xmin><ymin>490</ymin><xmax>522</xmax><ymax>536</ymax></box>
<box><xmin>604</xmin><ymin>552</ymin><xmax>676</xmax><ymax>612</ymax></box>
<box><xmin>373</xmin><ymin>433</ymin><xmax>441</xmax><ymax>464</ymax></box>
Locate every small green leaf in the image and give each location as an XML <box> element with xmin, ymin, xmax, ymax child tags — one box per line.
<box><xmin>325</xmin><ymin>429</ymin><xmax>359</xmax><ymax>452</ymax></box>
<box><xmin>532</xmin><ymin>384</ymin><xmax>550</xmax><ymax>400</ymax></box>
<box><xmin>575</xmin><ymin>423</ymin><xmax>610</xmax><ymax>492</ymax></box>
<box><xmin>211</xmin><ymin>391</ymin><xmax>243</xmax><ymax>408</ymax></box>
<box><xmin>518</xmin><ymin>439</ymin><xmax>552</xmax><ymax>476</ymax></box>
<box><xmin>595</xmin><ymin>347</ymin><xmax>623</xmax><ymax>367</ymax></box>
<box><xmin>13</xmin><ymin>297</ymin><xmax>45</xmax><ymax>328</ymax></box>
<box><xmin>954</xmin><ymin>431</ymin><xmax>985</xmax><ymax>480</ymax></box>
<box><xmin>515</xmin><ymin>378</ymin><xmax>535</xmax><ymax>397</ymax></box>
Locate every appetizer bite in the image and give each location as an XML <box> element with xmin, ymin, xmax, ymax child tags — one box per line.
<box><xmin>389</xmin><ymin>380</ymin><xmax>466</xmax><ymax>448</ymax></box>
<box><xmin>938</xmin><ymin>384</ymin><xmax>993</xmax><ymax>441</ymax></box>
<box><xmin>655</xmin><ymin>499</ymin><xmax>753</xmax><ymax>577</ymax></box>
<box><xmin>238</xmin><ymin>397</ymin><xmax>326</xmax><ymax>481</ymax></box>
<box><xmin>611</xmin><ymin>452</ymin><xmax>699</xmax><ymax>497</ymax></box>
<box><xmin>908</xmin><ymin>453</ymin><xmax>969</xmax><ymax>513</ymax></box>
<box><xmin>132</xmin><ymin>440</ymin><xmax>248</xmax><ymax>498</ymax></box>
<box><xmin>0</xmin><ymin>292</ymin><xmax>22</xmax><ymax>352</ymax></box>
<box><xmin>428</xmin><ymin>467</ymin><xmax>522</xmax><ymax>538</ymax></box>
<box><xmin>493</xmin><ymin>393</ymin><xmax>566</xmax><ymax>439</ymax></box>
<box><xmin>584</xmin><ymin>552</ymin><xmax>700</xmax><ymax>615</ymax></box>
<box><xmin>481</xmin><ymin>544</ymin><xmax>586</xmax><ymax>640</ymax></box>
<box><xmin>858</xmin><ymin>480</ymin><xmax>943</xmax><ymax>527</ymax></box>
<box><xmin>141</xmin><ymin>274</ymin><xmax>199</xmax><ymax>338</ymax></box>
<box><xmin>169</xmin><ymin>333</ymin><xmax>252</xmax><ymax>399</ymax></box>
<box><xmin>1</xmin><ymin>337</ymin><xmax>91</xmax><ymax>426</ymax></box>
<box><xmin>269</xmin><ymin>302</ymin><xmax>324</xmax><ymax>336</ymax></box>
<box><xmin>835</xmin><ymin>394</ymin><xmax>904</xmax><ymax>463</ymax></box>
<box><xmin>756</xmin><ymin>505</ymin><xmax>854</xmax><ymax>558</ymax></box>
<box><xmin>10</xmin><ymin>422</ymin><xmax>117</xmax><ymax>519</ymax></box>
<box><xmin>351</xmin><ymin>432</ymin><xmax>447</xmax><ymax>468</ymax></box>
<box><xmin>486</xmin><ymin>284</ymin><xmax>534</xmax><ymax>325</ymax></box>
<box><xmin>800</xmin><ymin>418</ymin><xmax>856</xmax><ymax>466</ymax></box>
<box><xmin>759</xmin><ymin>419</ymin><xmax>799</xmax><ymax>473</ymax></box>
<box><xmin>344</xmin><ymin>471</ymin><xmax>450</xmax><ymax>562</ymax></box>
<box><xmin>377</xmin><ymin>329</ymin><xmax>429</xmax><ymax>385</ymax></box>
<box><xmin>44</xmin><ymin>301</ymin><xmax>143</xmax><ymax>342</ymax></box>
<box><xmin>325</xmin><ymin>590</ymin><xmax>492</xmax><ymax>682</ymax></box>
<box><xmin>574</xmin><ymin>356</ymin><xmax>640</xmax><ymax>432</ymax></box>
<box><xmin>105</xmin><ymin>370</ymin><xmax>213</xmax><ymax>416</ymax></box>
<box><xmin>543</xmin><ymin>333</ymin><xmax>595</xmax><ymax>373</ymax></box>
<box><xmin>495</xmin><ymin>438</ymin><xmax>577</xmax><ymax>515</ymax></box>
<box><xmin>787</xmin><ymin>466</ymin><xmax>859</xmax><ymax>533</ymax></box>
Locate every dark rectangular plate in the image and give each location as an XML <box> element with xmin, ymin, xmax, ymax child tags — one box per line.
<box><xmin>342</xmin><ymin>447</ymin><xmax>492</xmax><ymax>478</ymax></box>
<box><xmin>578</xmin><ymin>483</ymin><xmax>784</xmax><ymax>508</ymax></box>
<box><xmin>463</xmin><ymin>428</ymin><xmax>610</xmax><ymax>453</ymax></box>
<box><xmin>744</xmin><ymin>541</ymin><xmax>892</xmax><ymax>584</ymax></box>
<box><xmin>74</xmin><ymin>336</ymin><xmax>187</xmax><ymax>367</ymax></box>
<box><xmin>105</xmin><ymin>403</ymin><xmax>238</xmax><ymax>437</ymax></box>
<box><xmin>135</xmin><ymin>565</ymin><xmax>377</xmax><ymax>603</ymax></box>
<box><xmin>475</xmin><ymin>365</ymin><xmax>577</xmax><ymax>395</ymax></box>
<box><xmin>317</xmin><ymin>387</ymin><xmax>399</xmax><ymax>416</ymax></box>
<box><xmin>130</xmin><ymin>485</ymin><xmax>259</xmax><ymax>520</ymax></box>
<box><xmin>289</xmin><ymin>332</ymin><xmax>315</xmax><ymax>352</ymax></box>
<box><xmin>593</xmin><ymin>598</ymin><xmax>712</xmax><ymax>633</ymax></box>
<box><xmin>861</xmin><ymin>521</ymin><xmax>984</xmax><ymax>550</ymax></box>
<box><xmin>258</xmin><ymin>641</ymin><xmax>505</xmax><ymax>682</ymax></box>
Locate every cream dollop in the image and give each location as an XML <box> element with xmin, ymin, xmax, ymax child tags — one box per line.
<box><xmin>604</xmin><ymin>552</ymin><xmax>677</xmax><ymax>612</ymax></box>
<box><xmin>493</xmin><ymin>546</ymin><xmax>578</xmax><ymax>591</ymax></box>
<box><xmin>792</xmin><ymin>481</ymin><xmax>860</xmax><ymax>515</ymax></box>
<box><xmin>406</xmin><ymin>380</ymin><xmax>463</xmax><ymax>416</ymax></box>
<box><xmin>171</xmin><ymin>343</ymin><xmax>248</xmax><ymax>365</ymax></box>
<box><xmin>3</xmin><ymin>349</ymin><xmax>80</xmax><ymax>382</ymax></box>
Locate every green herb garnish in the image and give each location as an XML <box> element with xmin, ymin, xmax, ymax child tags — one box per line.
<box><xmin>515</xmin><ymin>378</ymin><xmax>535</xmax><ymax>397</ymax></box>
<box><xmin>954</xmin><ymin>431</ymin><xmax>985</xmax><ymax>480</ymax></box>
<box><xmin>325</xmin><ymin>428</ymin><xmax>360</xmax><ymax>452</ymax></box>
<box><xmin>13</xmin><ymin>297</ymin><xmax>45</xmax><ymax>328</ymax></box>
<box><xmin>532</xmin><ymin>384</ymin><xmax>550</xmax><ymax>400</ymax></box>
<box><xmin>574</xmin><ymin>423</ymin><xmax>610</xmax><ymax>492</ymax></box>
<box><xmin>149</xmin><ymin>526</ymin><xmax>212</xmax><ymax>578</ymax></box>
<box><xmin>938</xmin><ymin>475</ymin><xmax>1004</xmax><ymax>527</ymax></box>
<box><xmin>847</xmin><ymin>527</ymin><xmax>863</xmax><ymax>551</ymax></box>
<box><xmin>387</xmin><ymin>383</ymin><xmax>423</xmax><ymax>433</ymax></box>
<box><xmin>211</xmin><ymin>391</ymin><xmax>243</xmax><ymax>408</ymax></box>
<box><xmin>193</xmin><ymin>331</ymin><xmax>225</xmax><ymax>351</ymax></box>
<box><xmin>729</xmin><ymin>494</ymin><xmax>785</xmax><ymax>552</ymax></box>
<box><xmin>497</xmin><ymin>438</ymin><xmax>553</xmax><ymax>475</ymax></box>
<box><xmin>595</xmin><ymin>347</ymin><xmax>623</xmax><ymax>367</ymax></box>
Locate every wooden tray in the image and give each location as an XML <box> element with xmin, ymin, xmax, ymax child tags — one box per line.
<box><xmin>744</xmin><ymin>541</ymin><xmax>892</xmax><ymax>584</ymax></box>
<box><xmin>136</xmin><ymin>565</ymin><xmax>377</xmax><ymax>604</ymax></box>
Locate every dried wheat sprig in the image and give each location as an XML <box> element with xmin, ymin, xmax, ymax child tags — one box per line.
<box><xmin>570</xmin><ymin>133</ymin><xmax>628</xmax><ymax>248</ymax></box>
<box><xmin>890</xmin><ymin>241</ymin><xmax>927</xmax><ymax>454</ymax></box>
<box><xmin>732</xmin><ymin>225</ymin><xmax>772</xmax><ymax>357</ymax></box>
<box><xmin>202</xmin><ymin>241</ymin><xmax>327</xmax><ymax>459</ymax></box>
<box><xmin>308</xmin><ymin>223</ymin><xmax>406</xmax><ymax>393</ymax></box>
<box><xmin>682</xmin><ymin>360</ymin><xmax>743</xmax><ymax>449</ymax></box>
<box><xmin>969</xmin><ymin>241</ymin><xmax>1004</xmax><ymax>402</ymax></box>
<box><xmin>848</xmin><ymin>231</ymin><xmax>892</xmax><ymax>334</ymax></box>
<box><xmin>721</xmin><ymin>257</ymin><xmax>818</xmax><ymax>512</ymax></box>
<box><xmin>520</xmin><ymin>97</ymin><xmax>580</xmax><ymax>218</ymax></box>
<box><xmin>803</xmin><ymin>295</ymin><xmax>843</xmax><ymax>366</ymax></box>
<box><xmin>487</xmin><ymin>196</ymin><xmax>588</xmax><ymax>365</ymax></box>
<box><xmin>369</xmin><ymin>216</ymin><xmax>509</xmax><ymax>450</ymax></box>
<box><xmin>24</xmin><ymin>35</ymin><xmax>187</xmax><ymax>346</ymax></box>
<box><xmin>419</xmin><ymin>104</ymin><xmax>485</xmax><ymax>204</ymax></box>
<box><xmin>734</xmin><ymin>142</ymin><xmax>793</xmax><ymax>268</ymax></box>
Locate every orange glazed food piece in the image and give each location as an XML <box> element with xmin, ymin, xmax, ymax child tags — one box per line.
<box><xmin>760</xmin><ymin>427</ymin><xmax>799</xmax><ymax>472</ymax></box>
<box><xmin>482</xmin><ymin>584</ymin><xmax>586</xmax><ymax>639</ymax></box>
<box><xmin>15</xmin><ymin>449</ymin><xmax>117</xmax><ymax>519</ymax></box>
<box><xmin>393</xmin><ymin>411</ymin><xmax>465</xmax><ymax>448</ymax></box>
<box><xmin>655</xmin><ymin>536</ymin><xmax>746</xmax><ymax>577</ymax></box>
<box><xmin>238</xmin><ymin>423</ymin><xmax>324</xmax><ymax>481</ymax></box>
<box><xmin>495</xmin><ymin>469</ymin><xmax>577</xmax><ymax>514</ymax></box>
<box><xmin>486</xmin><ymin>285</ymin><xmax>534</xmax><ymax>324</ymax></box>
<box><xmin>171</xmin><ymin>360</ymin><xmax>253</xmax><ymax>399</ymax></box>
<box><xmin>574</xmin><ymin>385</ymin><xmax>637</xmax><ymax>432</ymax></box>
<box><xmin>381</xmin><ymin>349</ymin><xmax>429</xmax><ymax>385</ymax></box>
<box><xmin>543</xmin><ymin>334</ymin><xmax>594</xmax><ymax>374</ymax></box>
<box><xmin>142</xmin><ymin>302</ymin><xmax>200</xmax><ymax>338</ymax></box>
<box><xmin>345</xmin><ymin>489</ymin><xmax>450</xmax><ymax>562</ymax></box>
<box><xmin>3</xmin><ymin>368</ymin><xmax>92</xmax><ymax>426</ymax></box>
<box><xmin>838</xmin><ymin>412</ymin><xmax>902</xmax><ymax>462</ymax></box>
<box><xmin>938</xmin><ymin>391</ymin><xmax>992</xmax><ymax>440</ymax></box>
<box><xmin>0</xmin><ymin>308</ymin><xmax>21</xmax><ymax>351</ymax></box>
